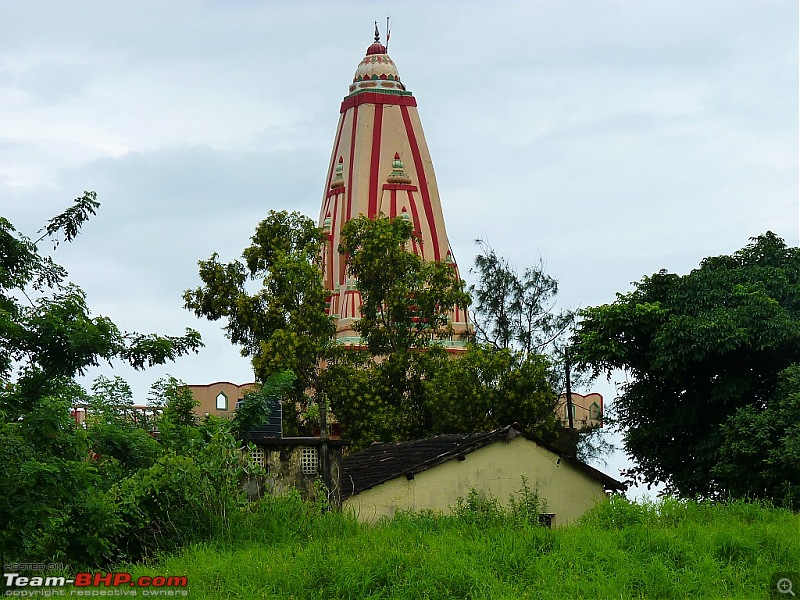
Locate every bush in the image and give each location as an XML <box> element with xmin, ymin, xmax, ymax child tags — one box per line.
<box><xmin>87</xmin><ymin>422</ymin><xmax>161</xmax><ymax>481</ymax></box>
<box><xmin>112</xmin><ymin>422</ymin><xmax>257</xmax><ymax>561</ymax></box>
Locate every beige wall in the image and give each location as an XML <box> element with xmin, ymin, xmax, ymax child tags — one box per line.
<box><xmin>557</xmin><ymin>392</ymin><xmax>603</xmax><ymax>430</ymax></box>
<box><xmin>187</xmin><ymin>382</ymin><xmax>257</xmax><ymax>418</ymax></box>
<box><xmin>344</xmin><ymin>437</ymin><xmax>608</xmax><ymax>526</ymax></box>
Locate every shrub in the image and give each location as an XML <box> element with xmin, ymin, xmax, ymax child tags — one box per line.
<box><xmin>112</xmin><ymin>422</ymin><xmax>256</xmax><ymax>561</ymax></box>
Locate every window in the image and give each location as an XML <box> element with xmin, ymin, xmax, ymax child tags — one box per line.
<box><xmin>216</xmin><ymin>392</ymin><xmax>228</xmax><ymax>411</ymax></box>
<box><xmin>249</xmin><ymin>446</ymin><xmax>266</xmax><ymax>468</ymax></box>
<box><xmin>589</xmin><ymin>402</ymin><xmax>602</xmax><ymax>421</ymax></box>
<box><xmin>539</xmin><ymin>513</ymin><xmax>555</xmax><ymax>529</ymax></box>
<box><xmin>301</xmin><ymin>447</ymin><xmax>318</xmax><ymax>475</ymax></box>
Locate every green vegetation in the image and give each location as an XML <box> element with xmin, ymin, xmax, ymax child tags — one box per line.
<box><xmin>469</xmin><ymin>239</ymin><xmax>573</xmax><ymax>356</ymax></box>
<box><xmin>126</xmin><ymin>494</ymin><xmax>800</xmax><ymax>599</ymax></box>
<box><xmin>9</xmin><ymin>199</ymin><xmax>797</xmax><ymax>600</ymax></box>
<box><xmin>573</xmin><ymin>232</ymin><xmax>800</xmax><ymax>505</ymax></box>
<box><xmin>184</xmin><ymin>210</ymin><xmax>335</xmax><ymax>435</ymax></box>
<box><xmin>339</xmin><ymin>214</ymin><xmax>471</xmax><ymax>355</ymax></box>
<box><xmin>0</xmin><ymin>197</ymin><xmax>206</xmax><ymax>566</ymax></box>
<box><xmin>187</xmin><ymin>212</ymin><xmax>568</xmax><ymax>450</ymax></box>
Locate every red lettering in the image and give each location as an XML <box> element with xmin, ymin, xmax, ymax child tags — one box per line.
<box><xmin>138</xmin><ymin>576</ymin><xmax>152</xmax><ymax>587</ymax></box>
<box><xmin>94</xmin><ymin>573</ymin><xmax>113</xmax><ymax>586</ymax></box>
<box><xmin>113</xmin><ymin>573</ymin><xmax>132</xmax><ymax>587</ymax></box>
<box><xmin>75</xmin><ymin>573</ymin><xmax>92</xmax><ymax>587</ymax></box>
<box><xmin>151</xmin><ymin>576</ymin><xmax>166</xmax><ymax>587</ymax></box>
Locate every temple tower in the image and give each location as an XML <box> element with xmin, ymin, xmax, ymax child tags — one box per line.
<box><xmin>319</xmin><ymin>30</ymin><xmax>471</xmax><ymax>349</ymax></box>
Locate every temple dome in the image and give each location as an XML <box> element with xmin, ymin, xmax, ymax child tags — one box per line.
<box><xmin>349</xmin><ymin>42</ymin><xmax>406</xmax><ymax>95</ymax></box>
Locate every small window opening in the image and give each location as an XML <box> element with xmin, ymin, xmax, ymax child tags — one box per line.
<box><xmin>249</xmin><ymin>446</ymin><xmax>266</xmax><ymax>468</ymax></box>
<box><xmin>301</xmin><ymin>447</ymin><xmax>318</xmax><ymax>475</ymax></box>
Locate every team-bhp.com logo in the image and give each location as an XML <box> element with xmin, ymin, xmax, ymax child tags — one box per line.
<box><xmin>4</xmin><ymin>572</ymin><xmax>188</xmax><ymax>597</ymax></box>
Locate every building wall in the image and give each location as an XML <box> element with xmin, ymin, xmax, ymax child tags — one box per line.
<box><xmin>557</xmin><ymin>392</ymin><xmax>603</xmax><ymax>430</ymax></box>
<box><xmin>246</xmin><ymin>442</ymin><xmax>345</xmax><ymax>506</ymax></box>
<box><xmin>344</xmin><ymin>437</ymin><xmax>608</xmax><ymax>525</ymax></box>
<box><xmin>186</xmin><ymin>381</ymin><xmax>257</xmax><ymax>418</ymax></box>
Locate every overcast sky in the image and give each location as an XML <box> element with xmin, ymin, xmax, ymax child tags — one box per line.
<box><xmin>2</xmin><ymin>1</ymin><xmax>797</xmax><ymax>493</ymax></box>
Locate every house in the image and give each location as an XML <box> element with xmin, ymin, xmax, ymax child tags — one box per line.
<box><xmin>186</xmin><ymin>381</ymin><xmax>257</xmax><ymax>418</ymax></box>
<box><xmin>557</xmin><ymin>392</ymin><xmax>604</xmax><ymax>430</ymax></box>
<box><xmin>342</xmin><ymin>424</ymin><xmax>625</xmax><ymax>526</ymax></box>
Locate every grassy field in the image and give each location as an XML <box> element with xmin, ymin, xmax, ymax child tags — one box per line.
<box><xmin>129</xmin><ymin>494</ymin><xmax>800</xmax><ymax>599</ymax></box>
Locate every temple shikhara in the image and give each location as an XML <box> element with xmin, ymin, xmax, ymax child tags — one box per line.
<box><xmin>318</xmin><ymin>29</ymin><xmax>472</xmax><ymax>349</ymax></box>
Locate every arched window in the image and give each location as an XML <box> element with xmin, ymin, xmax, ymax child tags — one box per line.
<box><xmin>216</xmin><ymin>391</ymin><xmax>228</xmax><ymax>411</ymax></box>
<box><xmin>589</xmin><ymin>402</ymin><xmax>602</xmax><ymax>421</ymax></box>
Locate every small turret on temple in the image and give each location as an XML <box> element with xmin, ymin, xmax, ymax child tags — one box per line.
<box><xmin>318</xmin><ymin>30</ymin><xmax>472</xmax><ymax>350</ymax></box>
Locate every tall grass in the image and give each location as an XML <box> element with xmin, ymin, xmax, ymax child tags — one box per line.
<box><xmin>129</xmin><ymin>493</ymin><xmax>800</xmax><ymax>599</ymax></box>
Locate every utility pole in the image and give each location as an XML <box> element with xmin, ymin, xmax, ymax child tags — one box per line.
<box><xmin>565</xmin><ymin>348</ymin><xmax>575</xmax><ymax>431</ymax></box>
<box><xmin>319</xmin><ymin>394</ymin><xmax>332</xmax><ymax>503</ymax></box>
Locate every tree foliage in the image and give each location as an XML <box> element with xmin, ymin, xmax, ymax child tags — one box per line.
<box><xmin>148</xmin><ymin>376</ymin><xmax>201</xmax><ymax>453</ymax></box>
<box><xmin>183</xmin><ymin>210</ymin><xmax>334</xmax><ymax>428</ymax></box>
<box><xmin>0</xmin><ymin>196</ymin><xmax>202</xmax><ymax>388</ymax></box>
<box><xmin>323</xmin><ymin>346</ymin><xmax>438</xmax><ymax>445</ymax></box>
<box><xmin>321</xmin><ymin>219</ymin><xmax>566</xmax><ymax>449</ymax></box>
<box><xmin>37</xmin><ymin>190</ymin><xmax>100</xmax><ymax>247</ymax></box>
<box><xmin>323</xmin><ymin>343</ymin><xmax>561</xmax><ymax>450</ymax></box>
<box><xmin>712</xmin><ymin>363</ymin><xmax>800</xmax><ymax>508</ymax></box>
<box><xmin>469</xmin><ymin>240</ymin><xmax>573</xmax><ymax>356</ymax></box>
<box><xmin>231</xmin><ymin>370</ymin><xmax>296</xmax><ymax>437</ymax></box>
<box><xmin>423</xmin><ymin>344</ymin><xmax>560</xmax><ymax>440</ymax></box>
<box><xmin>0</xmin><ymin>197</ymin><xmax>204</xmax><ymax>565</ymax></box>
<box><xmin>572</xmin><ymin>232</ymin><xmax>800</xmax><ymax>504</ymax></box>
<box><xmin>339</xmin><ymin>215</ymin><xmax>471</xmax><ymax>355</ymax></box>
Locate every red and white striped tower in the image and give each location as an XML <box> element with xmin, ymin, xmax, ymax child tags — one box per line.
<box><xmin>319</xmin><ymin>30</ymin><xmax>471</xmax><ymax>350</ymax></box>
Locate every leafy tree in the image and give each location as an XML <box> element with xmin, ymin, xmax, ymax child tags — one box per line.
<box><xmin>323</xmin><ymin>343</ymin><xmax>562</xmax><ymax>450</ymax></box>
<box><xmin>0</xmin><ymin>379</ymin><xmax>123</xmax><ymax>564</ymax></box>
<box><xmin>87</xmin><ymin>375</ymin><xmax>134</xmax><ymax>424</ymax></box>
<box><xmin>323</xmin><ymin>218</ymin><xmax>571</xmax><ymax>449</ymax></box>
<box><xmin>423</xmin><ymin>344</ymin><xmax>560</xmax><ymax>439</ymax></box>
<box><xmin>324</xmin><ymin>215</ymin><xmax>471</xmax><ymax>445</ymax></box>
<box><xmin>84</xmin><ymin>375</ymin><xmax>161</xmax><ymax>480</ymax></box>
<box><xmin>466</xmin><ymin>240</ymin><xmax>606</xmax><ymax>459</ymax></box>
<box><xmin>323</xmin><ymin>346</ymin><xmax>435</xmax><ymax>445</ymax></box>
<box><xmin>712</xmin><ymin>363</ymin><xmax>800</xmax><ymax>508</ymax></box>
<box><xmin>149</xmin><ymin>376</ymin><xmax>201</xmax><ymax>453</ymax></box>
<box><xmin>183</xmin><ymin>210</ymin><xmax>334</xmax><ymax>431</ymax></box>
<box><xmin>572</xmin><ymin>232</ymin><xmax>800</xmax><ymax>503</ymax></box>
<box><xmin>0</xmin><ymin>194</ymin><xmax>203</xmax><ymax>565</ymax></box>
<box><xmin>231</xmin><ymin>370</ymin><xmax>296</xmax><ymax>437</ymax></box>
<box><xmin>339</xmin><ymin>215</ymin><xmax>471</xmax><ymax>355</ymax></box>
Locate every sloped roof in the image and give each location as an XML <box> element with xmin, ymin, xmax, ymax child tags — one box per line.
<box><xmin>341</xmin><ymin>424</ymin><xmax>626</xmax><ymax>498</ymax></box>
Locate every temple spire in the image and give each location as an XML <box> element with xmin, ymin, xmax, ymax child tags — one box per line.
<box><xmin>318</xmin><ymin>32</ymin><xmax>472</xmax><ymax>349</ymax></box>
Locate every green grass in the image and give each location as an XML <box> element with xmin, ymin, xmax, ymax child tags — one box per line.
<box><xmin>128</xmin><ymin>494</ymin><xmax>800</xmax><ymax>599</ymax></box>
